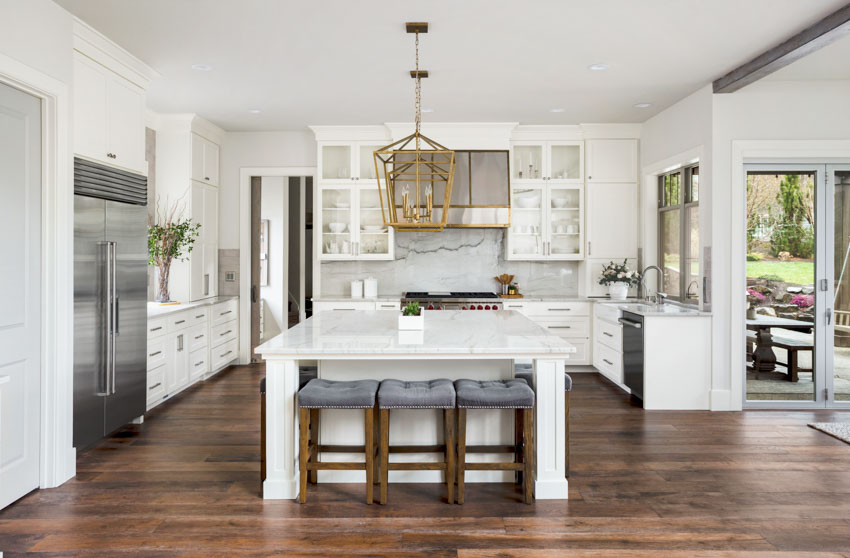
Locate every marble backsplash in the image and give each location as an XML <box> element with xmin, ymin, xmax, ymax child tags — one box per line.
<box><xmin>320</xmin><ymin>229</ymin><xmax>579</xmax><ymax>297</ymax></box>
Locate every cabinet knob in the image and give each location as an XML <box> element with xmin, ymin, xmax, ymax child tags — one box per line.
<box><xmin>205</xmin><ymin>176</ymin><xmax>210</xmax><ymax>181</ymax></box>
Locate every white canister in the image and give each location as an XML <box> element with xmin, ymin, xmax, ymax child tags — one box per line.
<box><xmin>364</xmin><ymin>277</ymin><xmax>378</xmax><ymax>298</ymax></box>
<box><xmin>351</xmin><ymin>280</ymin><xmax>363</xmax><ymax>299</ymax></box>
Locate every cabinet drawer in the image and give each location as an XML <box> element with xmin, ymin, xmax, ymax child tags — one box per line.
<box><xmin>147</xmin><ymin>363</ymin><xmax>166</xmax><ymax>405</ymax></box>
<box><xmin>502</xmin><ymin>301</ymin><xmax>527</xmax><ymax>314</ymax></box>
<box><xmin>167</xmin><ymin>312</ymin><xmax>192</xmax><ymax>332</ymax></box>
<box><xmin>147</xmin><ymin>318</ymin><xmax>167</xmax><ymax>339</ymax></box>
<box><xmin>525</xmin><ymin>301</ymin><xmax>590</xmax><ymax>317</ymax></box>
<box><xmin>188</xmin><ymin>324</ymin><xmax>209</xmax><ymax>352</ymax></box>
<box><xmin>189</xmin><ymin>307</ymin><xmax>211</xmax><ymax>328</ymax></box>
<box><xmin>595</xmin><ymin>318</ymin><xmax>622</xmax><ymax>352</ymax></box>
<box><xmin>211</xmin><ymin>339</ymin><xmax>238</xmax><ymax>371</ymax></box>
<box><xmin>146</xmin><ymin>337</ymin><xmax>167</xmax><ymax>370</ymax></box>
<box><xmin>314</xmin><ymin>301</ymin><xmax>375</xmax><ymax>312</ymax></box>
<box><xmin>189</xmin><ymin>347</ymin><xmax>209</xmax><ymax>380</ymax></box>
<box><xmin>594</xmin><ymin>302</ymin><xmax>622</xmax><ymax>323</ymax></box>
<box><xmin>374</xmin><ymin>301</ymin><xmax>401</xmax><ymax>311</ymax></box>
<box><xmin>564</xmin><ymin>338</ymin><xmax>590</xmax><ymax>366</ymax></box>
<box><xmin>212</xmin><ymin>299</ymin><xmax>238</xmax><ymax>325</ymax></box>
<box><xmin>538</xmin><ymin>317</ymin><xmax>590</xmax><ymax>338</ymax></box>
<box><xmin>211</xmin><ymin>319</ymin><xmax>237</xmax><ymax>348</ymax></box>
<box><xmin>594</xmin><ymin>342</ymin><xmax>623</xmax><ymax>384</ymax></box>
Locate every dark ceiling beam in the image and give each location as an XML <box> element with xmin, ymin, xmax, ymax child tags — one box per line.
<box><xmin>713</xmin><ymin>2</ymin><xmax>850</xmax><ymax>93</ymax></box>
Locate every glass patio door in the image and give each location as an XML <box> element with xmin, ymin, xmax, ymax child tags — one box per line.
<box><xmin>826</xmin><ymin>164</ymin><xmax>850</xmax><ymax>406</ymax></box>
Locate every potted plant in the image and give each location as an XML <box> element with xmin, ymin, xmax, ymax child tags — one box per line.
<box><xmin>598</xmin><ymin>260</ymin><xmax>641</xmax><ymax>301</ymax></box>
<box><xmin>746</xmin><ymin>288</ymin><xmax>765</xmax><ymax>319</ymax></box>
<box><xmin>399</xmin><ymin>301</ymin><xmax>424</xmax><ymax>330</ymax></box>
<box><xmin>148</xmin><ymin>199</ymin><xmax>201</xmax><ymax>303</ymax></box>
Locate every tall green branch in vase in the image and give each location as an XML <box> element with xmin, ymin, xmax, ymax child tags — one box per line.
<box><xmin>148</xmin><ymin>197</ymin><xmax>201</xmax><ymax>302</ymax></box>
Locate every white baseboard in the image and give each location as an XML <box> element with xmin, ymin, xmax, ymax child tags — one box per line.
<box><xmin>263</xmin><ymin>477</ymin><xmax>297</xmax><ymax>499</ymax></box>
<box><xmin>710</xmin><ymin>389</ymin><xmax>734</xmax><ymax>411</ymax></box>
<box><xmin>535</xmin><ymin>478</ymin><xmax>569</xmax><ymax>499</ymax></box>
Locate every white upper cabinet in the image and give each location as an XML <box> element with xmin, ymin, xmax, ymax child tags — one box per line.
<box><xmin>511</xmin><ymin>141</ymin><xmax>583</xmax><ymax>183</ymax></box>
<box><xmin>585</xmin><ymin>139</ymin><xmax>638</xmax><ymax>183</ymax></box>
<box><xmin>320</xmin><ymin>141</ymin><xmax>384</xmax><ymax>183</ymax></box>
<box><xmin>586</xmin><ymin>182</ymin><xmax>638</xmax><ymax>260</ymax></box>
<box><xmin>73</xmin><ymin>52</ymin><xmax>146</xmax><ymax>174</ymax></box>
<box><xmin>191</xmin><ymin>133</ymin><xmax>220</xmax><ymax>186</ymax></box>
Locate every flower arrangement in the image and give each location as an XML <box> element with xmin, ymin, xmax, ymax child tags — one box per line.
<box><xmin>791</xmin><ymin>294</ymin><xmax>814</xmax><ymax>308</ymax></box>
<box><xmin>598</xmin><ymin>260</ymin><xmax>641</xmax><ymax>287</ymax></box>
<box><xmin>148</xmin><ymin>198</ymin><xmax>201</xmax><ymax>303</ymax></box>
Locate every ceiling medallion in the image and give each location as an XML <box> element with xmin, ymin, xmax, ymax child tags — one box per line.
<box><xmin>374</xmin><ymin>22</ymin><xmax>456</xmax><ymax>232</ymax></box>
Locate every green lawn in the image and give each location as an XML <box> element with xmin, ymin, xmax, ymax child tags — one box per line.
<box><xmin>747</xmin><ymin>260</ymin><xmax>814</xmax><ymax>285</ymax></box>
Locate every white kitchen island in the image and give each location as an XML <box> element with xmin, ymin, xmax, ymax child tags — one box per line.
<box><xmin>256</xmin><ymin>310</ymin><xmax>574</xmax><ymax>501</ymax></box>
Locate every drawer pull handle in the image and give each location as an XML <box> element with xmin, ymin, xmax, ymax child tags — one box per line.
<box><xmin>194</xmin><ymin>334</ymin><xmax>204</xmax><ymax>340</ymax></box>
<box><xmin>603</xmin><ymin>332</ymin><xmax>613</xmax><ymax>337</ymax></box>
<box><xmin>149</xmin><ymin>382</ymin><xmax>162</xmax><ymax>391</ymax></box>
<box><xmin>220</xmin><ymin>350</ymin><xmax>233</xmax><ymax>358</ymax></box>
<box><xmin>549</xmin><ymin>326</ymin><xmax>572</xmax><ymax>329</ymax></box>
<box><xmin>548</xmin><ymin>308</ymin><xmax>572</xmax><ymax>311</ymax></box>
<box><xmin>219</xmin><ymin>329</ymin><xmax>232</xmax><ymax>336</ymax></box>
<box><xmin>195</xmin><ymin>361</ymin><xmax>205</xmax><ymax>367</ymax></box>
<box><xmin>333</xmin><ymin>308</ymin><xmax>356</xmax><ymax>311</ymax></box>
<box><xmin>507</xmin><ymin>305</ymin><xmax>523</xmax><ymax>308</ymax></box>
<box><xmin>150</xmin><ymin>326</ymin><xmax>163</xmax><ymax>332</ymax></box>
<box><xmin>175</xmin><ymin>319</ymin><xmax>186</xmax><ymax>325</ymax></box>
<box><xmin>602</xmin><ymin>359</ymin><xmax>613</xmax><ymax>366</ymax></box>
<box><xmin>195</xmin><ymin>314</ymin><xmax>206</xmax><ymax>319</ymax></box>
<box><xmin>220</xmin><ymin>310</ymin><xmax>233</xmax><ymax>316</ymax></box>
<box><xmin>148</xmin><ymin>350</ymin><xmax>162</xmax><ymax>357</ymax></box>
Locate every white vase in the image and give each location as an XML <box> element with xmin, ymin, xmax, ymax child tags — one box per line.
<box><xmin>608</xmin><ymin>282</ymin><xmax>629</xmax><ymax>301</ymax></box>
<box><xmin>398</xmin><ymin>312</ymin><xmax>424</xmax><ymax>330</ymax></box>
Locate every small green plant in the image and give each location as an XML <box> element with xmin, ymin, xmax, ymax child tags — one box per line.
<box><xmin>402</xmin><ymin>301</ymin><xmax>421</xmax><ymax>316</ymax></box>
<box><xmin>746</xmin><ymin>253</ymin><xmax>762</xmax><ymax>262</ymax></box>
<box><xmin>758</xmin><ymin>274</ymin><xmax>783</xmax><ymax>282</ymax></box>
<box><xmin>148</xmin><ymin>198</ymin><xmax>201</xmax><ymax>302</ymax></box>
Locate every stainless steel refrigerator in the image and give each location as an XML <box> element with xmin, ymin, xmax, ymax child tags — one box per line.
<box><xmin>73</xmin><ymin>158</ymin><xmax>148</xmax><ymax>451</ymax></box>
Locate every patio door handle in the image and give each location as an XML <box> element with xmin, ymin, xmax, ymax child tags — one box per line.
<box><xmin>826</xmin><ymin>308</ymin><xmax>832</xmax><ymax>326</ymax></box>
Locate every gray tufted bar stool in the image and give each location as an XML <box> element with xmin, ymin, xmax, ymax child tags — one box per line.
<box><xmin>515</xmin><ymin>368</ymin><xmax>573</xmax><ymax>478</ymax></box>
<box><xmin>454</xmin><ymin>379</ymin><xmax>535</xmax><ymax>505</ymax></box>
<box><xmin>297</xmin><ymin>378</ymin><xmax>380</xmax><ymax>504</ymax></box>
<box><xmin>377</xmin><ymin>379</ymin><xmax>456</xmax><ymax>505</ymax></box>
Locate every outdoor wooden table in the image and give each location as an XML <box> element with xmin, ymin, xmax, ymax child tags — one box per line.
<box><xmin>746</xmin><ymin>316</ymin><xmax>813</xmax><ymax>375</ymax></box>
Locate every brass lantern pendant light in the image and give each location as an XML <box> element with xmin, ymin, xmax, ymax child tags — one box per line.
<box><xmin>374</xmin><ymin>22</ymin><xmax>455</xmax><ymax>232</ymax></box>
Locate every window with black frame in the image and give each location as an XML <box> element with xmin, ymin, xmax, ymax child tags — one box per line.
<box><xmin>658</xmin><ymin>165</ymin><xmax>699</xmax><ymax>303</ymax></box>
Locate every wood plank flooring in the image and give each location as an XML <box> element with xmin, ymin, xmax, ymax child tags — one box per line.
<box><xmin>2</xmin><ymin>364</ymin><xmax>850</xmax><ymax>556</ymax></box>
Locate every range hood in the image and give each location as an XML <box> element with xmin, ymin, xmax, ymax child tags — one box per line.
<box><xmin>441</xmin><ymin>149</ymin><xmax>510</xmax><ymax>228</ymax></box>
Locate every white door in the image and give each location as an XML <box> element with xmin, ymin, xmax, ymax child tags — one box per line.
<box><xmin>0</xmin><ymin>82</ymin><xmax>42</xmax><ymax>509</ymax></box>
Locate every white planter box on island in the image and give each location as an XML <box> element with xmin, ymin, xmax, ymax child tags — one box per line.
<box><xmin>256</xmin><ymin>310</ymin><xmax>575</xmax><ymax>501</ymax></box>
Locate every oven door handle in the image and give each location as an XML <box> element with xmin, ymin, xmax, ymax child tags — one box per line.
<box><xmin>618</xmin><ymin>318</ymin><xmax>642</xmax><ymax>329</ymax></box>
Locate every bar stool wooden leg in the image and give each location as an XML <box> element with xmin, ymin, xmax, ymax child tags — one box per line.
<box><xmin>379</xmin><ymin>409</ymin><xmax>390</xmax><ymax>505</ymax></box>
<box><xmin>364</xmin><ymin>406</ymin><xmax>375</xmax><ymax>505</ymax></box>
<box><xmin>373</xmin><ymin>408</ymin><xmax>380</xmax><ymax>485</ymax></box>
<box><xmin>515</xmin><ymin>409</ymin><xmax>524</xmax><ymax>485</ymax></box>
<box><xmin>564</xmin><ymin>391</ymin><xmax>570</xmax><ymax>478</ymax></box>
<box><xmin>456</xmin><ymin>408</ymin><xmax>467</xmax><ymax>505</ymax></box>
<box><xmin>309</xmin><ymin>409</ymin><xmax>320</xmax><ymax>484</ymax></box>
<box><xmin>444</xmin><ymin>408</ymin><xmax>455</xmax><ymax>504</ymax></box>
<box><xmin>298</xmin><ymin>408</ymin><xmax>310</xmax><ymax>504</ymax></box>
<box><xmin>523</xmin><ymin>408</ymin><xmax>533</xmax><ymax>505</ymax></box>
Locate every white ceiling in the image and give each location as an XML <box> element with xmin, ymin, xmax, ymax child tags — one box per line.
<box><xmin>54</xmin><ymin>0</ymin><xmax>849</xmax><ymax>132</ymax></box>
<box><xmin>765</xmin><ymin>33</ymin><xmax>850</xmax><ymax>81</ymax></box>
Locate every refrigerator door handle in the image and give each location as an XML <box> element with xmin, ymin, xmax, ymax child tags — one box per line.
<box><xmin>96</xmin><ymin>241</ymin><xmax>111</xmax><ymax>396</ymax></box>
<box><xmin>110</xmin><ymin>241</ymin><xmax>118</xmax><ymax>394</ymax></box>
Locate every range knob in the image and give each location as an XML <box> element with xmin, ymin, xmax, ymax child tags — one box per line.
<box><xmin>477</xmin><ymin>305</ymin><xmax>484</xmax><ymax>310</ymax></box>
<box><xmin>461</xmin><ymin>306</ymin><xmax>467</xmax><ymax>310</ymax></box>
<box><xmin>484</xmin><ymin>305</ymin><xmax>491</xmax><ymax>310</ymax></box>
<box><xmin>468</xmin><ymin>306</ymin><xmax>476</xmax><ymax>310</ymax></box>
<box><xmin>428</xmin><ymin>305</ymin><xmax>435</xmax><ymax>310</ymax></box>
<box><xmin>436</xmin><ymin>306</ymin><xmax>443</xmax><ymax>310</ymax></box>
<box><xmin>492</xmin><ymin>305</ymin><xmax>499</xmax><ymax>310</ymax></box>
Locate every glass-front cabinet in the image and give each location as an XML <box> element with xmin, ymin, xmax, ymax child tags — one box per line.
<box><xmin>511</xmin><ymin>141</ymin><xmax>583</xmax><ymax>183</ymax></box>
<box><xmin>318</xmin><ymin>184</ymin><xmax>393</xmax><ymax>261</ymax></box>
<box><xmin>506</xmin><ymin>183</ymin><xmax>584</xmax><ymax>261</ymax></box>
<box><xmin>320</xmin><ymin>142</ymin><xmax>385</xmax><ymax>183</ymax></box>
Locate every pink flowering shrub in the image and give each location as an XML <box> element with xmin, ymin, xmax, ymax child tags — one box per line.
<box><xmin>791</xmin><ymin>294</ymin><xmax>814</xmax><ymax>308</ymax></box>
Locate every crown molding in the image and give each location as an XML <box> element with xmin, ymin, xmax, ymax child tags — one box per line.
<box><xmin>72</xmin><ymin>17</ymin><xmax>159</xmax><ymax>90</ymax></box>
<box><xmin>308</xmin><ymin>125</ymin><xmax>391</xmax><ymax>142</ymax></box>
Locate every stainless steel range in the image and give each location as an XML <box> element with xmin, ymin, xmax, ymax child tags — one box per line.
<box><xmin>402</xmin><ymin>291</ymin><xmax>503</xmax><ymax>311</ymax></box>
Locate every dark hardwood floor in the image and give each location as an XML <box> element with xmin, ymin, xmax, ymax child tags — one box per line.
<box><xmin>2</xmin><ymin>364</ymin><xmax>850</xmax><ymax>557</ymax></box>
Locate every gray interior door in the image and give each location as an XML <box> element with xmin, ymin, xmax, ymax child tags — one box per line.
<box><xmin>104</xmin><ymin>200</ymin><xmax>147</xmax><ymax>433</ymax></box>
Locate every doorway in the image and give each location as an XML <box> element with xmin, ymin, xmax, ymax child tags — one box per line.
<box><xmin>249</xmin><ymin>175</ymin><xmax>313</xmax><ymax>360</ymax></box>
<box><xmin>0</xmin><ymin>81</ymin><xmax>42</xmax><ymax>508</ymax></box>
<box><xmin>744</xmin><ymin>164</ymin><xmax>850</xmax><ymax>408</ymax></box>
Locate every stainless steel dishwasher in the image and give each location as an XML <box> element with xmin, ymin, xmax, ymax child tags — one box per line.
<box><xmin>619</xmin><ymin>311</ymin><xmax>644</xmax><ymax>402</ymax></box>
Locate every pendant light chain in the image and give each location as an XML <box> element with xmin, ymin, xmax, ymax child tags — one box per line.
<box><xmin>414</xmin><ymin>30</ymin><xmax>421</xmax><ymax>150</ymax></box>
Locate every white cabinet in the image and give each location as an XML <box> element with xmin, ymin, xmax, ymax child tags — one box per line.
<box><xmin>167</xmin><ymin>330</ymin><xmax>190</xmax><ymax>394</ymax></box>
<box><xmin>183</xmin><ymin>181</ymin><xmax>218</xmax><ymax>301</ymax></box>
<box><xmin>506</xmin><ymin>184</ymin><xmax>584</xmax><ymax>260</ymax></box>
<box><xmin>586</xmin><ymin>182</ymin><xmax>638</xmax><ymax>260</ymax></box>
<box><xmin>517</xmin><ymin>301</ymin><xmax>592</xmax><ymax>366</ymax></box>
<box><xmin>312</xmin><ymin>300</ymin><xmax>401</xmax><ymax>312</ymax></box>
<box><xmin>510</xmin><ymin>141</ymin><xmax>583</xmax><ymax>182</ymax></box>
<box><xmin>191</xmin><ymin>133</ymin><xmax>220</xmax><ymax>186</ymax></box>
<box><xmin>318</xmin><ymin>184</ymin><xmax>394</xmax><ymax>260</ymax></box>
<box><xmin>319</xmin><ymin>141</ymin><xmax>385</xmax><ymax>182</ymax></box>
<box><xmin>586</xmin><ymin>139</ymin><xmax>638</xmax><ymax>183</ymax></box>
<box><xmin>593</xmin><ymin>303</ymin><xmax>625</xmax><ymax>386</ymax></box>
<box><xmin>73</xmin><ymin>52</ymin><xmax>146</xmax><ymax>174</ymax></box>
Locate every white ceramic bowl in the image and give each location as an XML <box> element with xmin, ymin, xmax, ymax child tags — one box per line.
<box><xmin>328</xmin><ymin>222</ymin><xmax>347</xmax><ymax>233</ymax></box>
<box><xmin>514</xmin><ymin>195</ymin><xmax>541</xmax><ymax>208</ymax></box>
<box><xmin>362</xmin><ymin>225</ymin><xmax>384</xmax><ymax>231</ymax></box>
<box><xmin>552</xmin><ymin>198</ymin><xmax>569</xmax><ymax>208</ymax></box>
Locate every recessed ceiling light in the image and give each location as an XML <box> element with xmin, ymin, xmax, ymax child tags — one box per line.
<box><xmin>191</xmin><ymin>64</ymin><xmax>213</xmax><ymax>71</ymax></box>
<box><xmin>248</xmin><ymin>109</ymin><xmax>262</xmax><ymax>114</ymax></box>
<box><xmin>633</xmin><ymin>103</ymin><xmax>652</xmax><ymax>108</ymax></box>
<box><xmin>421</xmin><ymin>108</ymin><xmax>434</xmax><ymax>113</ymax></box>
<box><xmin>550</xmin><ymin>108</ymin><xmax>565</xmax><ymax>113</ymax></box>
<box><xmin>588</xmin><ymin>63</ymin><xmax>609</xmax><ymax>71</ymax></box>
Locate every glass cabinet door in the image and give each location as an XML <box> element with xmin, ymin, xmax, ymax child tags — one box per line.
<box><xmin>508</xmin><ymin>186</ymin><xmax>545</xmax><ymax>258</ymax></box>
<box><xmin>512</xmin><ymin>144</ymin><xmax>544</xmax><ymax>181</ymax></box>
<box><xmin>321</xmin><ymin>145</ymin><xmax>352</xmax><ymax>181</ymax></box>
<box><xmin>358</xmin><ymin>144</ymin><xmax>383</xmax><ymax>181</ymax></box>
<box><xmin>357</xmin><ymin>186</ymin><xmax>391</xmax><ymax>258</ymax></box>
<box><xmin>549</xmin><ymin>143</ymin><xmax>583</xmax><ymax>181</ymax></box>
<box><xmin>320</xmin><ymin>187</ymin><xmax>354</xmax><ymax>258</ymax></box>
<box><xmin>548</xmin><ymin>186</ymin><xmax>583</xmax><ymax>259</ymax></box>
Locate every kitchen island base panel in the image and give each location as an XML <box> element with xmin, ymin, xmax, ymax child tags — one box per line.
<box><xmin>262</xmin><ymin>358</ymin><xmax>569</xmax><ymax>500</ymax></box>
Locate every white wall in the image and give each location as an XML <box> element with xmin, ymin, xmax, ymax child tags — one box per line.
<box><xmin>220</xmin><ymin>131</ymin><xmax>315</xmax><ymax>249</ymax></box>
<box><xmin>260</xmin><ymin>177</ymin><xmax>286</xmax><ymax>339</ymax></box>
<box><xmin>0</xmin><ymin>0</ymin><xmax>74</xmax><ymax>85</ymax></box>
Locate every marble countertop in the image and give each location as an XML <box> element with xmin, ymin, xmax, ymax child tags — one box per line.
<box><xmin>313</xmin><ymin>296</ymin><xmax>402</xmax><ymax>302</ymax></box>
<box><xmin>147</xmin><ymin>296</ymin><xmax>237</xmax><ymax>318</ymax></box>
<box><xmin>256</xmin><ymin>310</ymin><xmax>576</xmax><ymax>358</ymax></box>
<box><xmin>616</xmin><ymin>302</ymin><xmax>710</xmax><ymax>317</ymax></box>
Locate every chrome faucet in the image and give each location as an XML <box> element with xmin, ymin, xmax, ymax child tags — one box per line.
<box><xmin>640</xmin><ymin>265</ymin><xmax>667</xmax><ymax>304</ymax></box>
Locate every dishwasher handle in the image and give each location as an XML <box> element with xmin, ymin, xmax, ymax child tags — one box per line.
<box><xmin>618</xmin><ymin>318</ymin><xmax>642</xmax><ymax>329</ymax></box>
